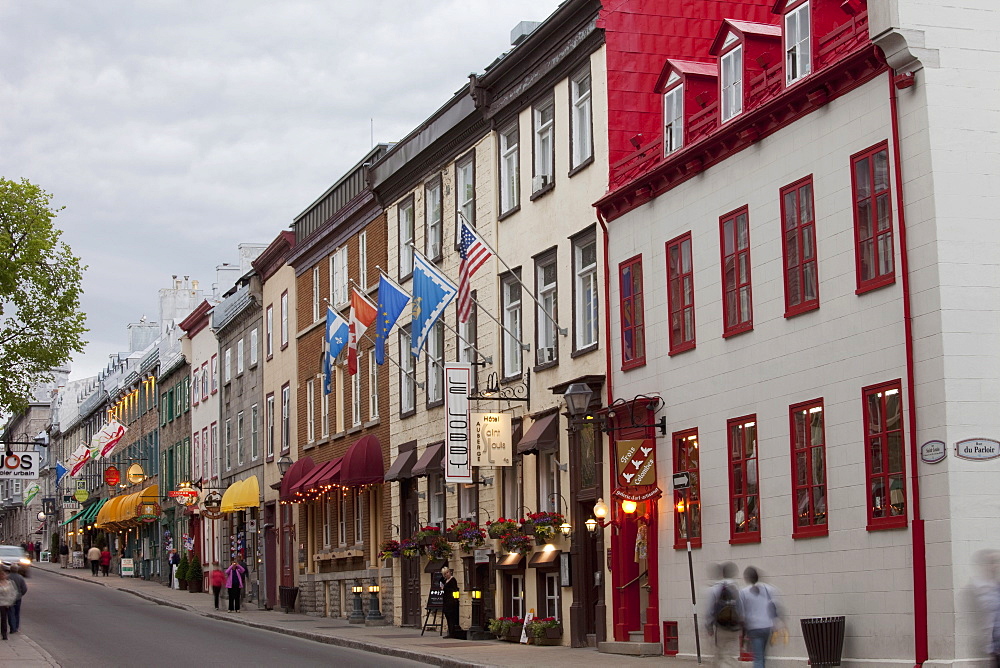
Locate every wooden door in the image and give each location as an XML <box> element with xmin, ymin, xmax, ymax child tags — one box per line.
<box><xmin>401</xmin><ymin>479</ymin><xmax>421</xmax><ymax>625</ymax></box>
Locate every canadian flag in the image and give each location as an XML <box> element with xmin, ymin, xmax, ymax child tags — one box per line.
<box><xmin>348</xmin><ymin>288</ymin><xmax>378</xmax><ymax>375</ymax></box>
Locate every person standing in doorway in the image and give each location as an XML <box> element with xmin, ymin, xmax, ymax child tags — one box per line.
<box><xmin>6</xmin><ymin>566</ymin><xmax>27</xmax><ymax>634</ymax></box>
<box><xmin>211</xmin><ymin>563</ymin><xmax>225</xmax><ymax>610</ymax></box>
<box><xmin>168</xmin><ymin>549</ymin><xmax>180</xmax><ymax>588</ymax></box>
<box><xmin>87</xmin><ymin>545</ymin><xmax>101</xmax><ymax>576</ymax></box>
<box><xmin>225</xmin><ymin>559</ymin><xmax>246</xmax><ymax>613</ymax></box>
<box><xmin>440</xmin><ymin>567</ymin><xmax>462</xmax><ymax>639</ymax></box>
<box><xmin>739</xmin><ymin>566</ymin><xmax>782</xmax><ymax>668</ymax></box>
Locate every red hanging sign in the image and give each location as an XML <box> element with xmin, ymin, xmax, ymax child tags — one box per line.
<box><xmin>104</xmin><ymin>465</ymin><xmax>121</xmax><ymax>487</ymax></box>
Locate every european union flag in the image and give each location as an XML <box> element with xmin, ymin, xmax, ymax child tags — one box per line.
<box><xmin>324</xmin><ymin>306</ymin><xmax>349</xmax><ymax>395</ymax></box>
<box><xmin>411</xmin><ymin>253</ymin><xmax>457</xmax><ymax>356</ymax></box>
<box><xmin>375</xmin><ymin>274</ymin><xmax>410</xmax><ymax>365</ymax></box>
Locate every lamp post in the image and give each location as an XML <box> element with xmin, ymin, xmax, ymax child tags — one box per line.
<box><xmin>276</xmin><ymin>455</ymin><xmax>293</xmax><ymax>477</ymax></box>
<box><xmin>366</xmin><ymin>578</ymin><xmax>386</xmax><ymax>624</ymax></box>
<box><xmin>469</xmin><ymin>588</ymin><xmax>484</xmax><ymax>637</ymax></box>
<box><xmin>349</xmin><ymin>580</ymin><xmax>366</xmax><ymax>623</ymax></box>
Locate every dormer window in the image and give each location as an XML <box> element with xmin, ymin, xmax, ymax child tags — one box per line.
<box><xmin>720</xmin><ymin>37</ymin><xmax>743</xmax><ymax>122</ymax></box>
<box><xmin>785</xmin><ymin>1</ymin><xmax>812</xmax><ymax>84</ymax></box>
<box><xmin>663</xmin><ymin>74</ymin><xmax>683</xmax><ymax>155</ymax></box>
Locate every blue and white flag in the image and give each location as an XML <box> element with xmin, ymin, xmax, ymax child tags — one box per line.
<box><xmin>375</xmin><ymin>274</ymin><xmax>410</xmax><ymax>365</ymax></box>
<box><xmin>324</xmin><ymin>306</ymin><xmax>349</xmax><ymax>395</ymax></box>
<box><xmin>411</xmin><ymin>253</ymin><xmax>458</xmax><ymax>356</ymax></box>
<box><xmin>55</xmin><ymin>460</ymin><xmax>68</xmax><ymax>487</ymax></box>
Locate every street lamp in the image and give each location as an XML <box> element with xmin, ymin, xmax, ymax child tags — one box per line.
<box><xmin>469</xmin><ymin>588</ymin><xmax>484</xmax><ymax>636</ymax></box>
<box><xmin>276</xmin><ymin>455</ymin><xmax>293</xmax><ymax>477</ymax></box>
<box><xmin>349</xmin><ymin>581</ymin><xmax>365</xmax><ymax>623</ymax></box>
<box><xmin>366</xmin><ymin>579</ymin><xmax>385</xmax><ymax>624</ymax></box>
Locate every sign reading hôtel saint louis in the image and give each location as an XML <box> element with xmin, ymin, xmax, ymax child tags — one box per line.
<box><xmin>955</xmin><ymin>438</ymin><xmax>1000</xmax><ymax>461</ymax></box>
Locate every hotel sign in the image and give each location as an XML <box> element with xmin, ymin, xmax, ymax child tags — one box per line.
<box><xmin>470</xmin><ymin>412</ymin><xmax>512</xmax><ymax>467</ymax></box>
<box><xmin>444</xmin><ymin>364</ymin><xmax>473</xmax><ymax>483</ymax></box>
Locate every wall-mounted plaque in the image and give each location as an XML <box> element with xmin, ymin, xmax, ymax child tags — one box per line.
<box><xmin>955</xmin><ymin>438</ymin><xmax>1000</xmax><ymax>461</ymax></box>
<box><xmin>920</xmin><ymin>440</ymin><xmax>946</xmax><ymax>464</ymax></box>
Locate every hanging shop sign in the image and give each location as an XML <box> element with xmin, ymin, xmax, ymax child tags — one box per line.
<box><xmin>955</xmin><ymin>438</ymin><xmax>1000</xmax><ymax>461</ymax></box>
<box><xmin>74</xmin><ymin>488</ymin><xmax>90</xmax><ymax>502</ymax></box>
<box><xmin>920</xmin><ymin>440</ymin><xmax>946</xmax><ymax>464</ymax></box>
<box><xmin>136</xmin><ymin>502</ymin><xmax>161</xmax><ymax>522</ymax></box>
<box><xmin>0</xmin><ymin>451</ymin><xmax>39</xmax><ymax>479</ymax></box>
<box><xmin>615</xmin><ymin>439</ymin><xmax>656</xmax><ymax>487</ymax></box>
<box><xmin>127</xmin><ymin>463</ymin><xmax>145</xmax><ymax>484</ymax></box>
<box><xmin>470</xmin><ymin>412</ymin><xmax>513</xmax><ymax>467</ymax></box>
<box><xmin>168</xmin><ymin>489</ymin><xmax>199</xmax><ymax>506</ymax></box>
<box><xmin>444</xmin><ymin>363</ymin><xmax>473</xmax><ymax>484</ymax></box>
<box><xmin>104</xmin><ymin>465</ymin><xmax>121</xmax><ymax>486</ymax></box>
<box><xmin>200</xmin><ymin>491</ymin><xmax>224</xmax><ymax>519</ymax></box>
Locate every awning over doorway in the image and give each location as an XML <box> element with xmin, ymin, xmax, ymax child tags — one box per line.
<box><xmin>384</xmin><ymin>447</ymin><xmax>417</xmax><ymax>482</ymax></box>
<box><xmin>516</xmin><ymin>412</ymin><xmax>560</xmax><ymax>455</ymax></box>
<box><xmin>528</xmin><ymin>548</ymin><xmax>562</xmax><ymax>569</ymax></box>
<box><xmin>79</xmin><ymin>498</ymin><xmax>109</xmax><ymax>526</ymax></box>
<box><xmin>289</xmin><ymin>457</ymin><xmax>342</xmax><ymax>500</ymax></box>
<box><xmin>279</xmin><ymin>457</ymin><xmax>315</xmax><ymax>502</ymax></box>
<box><xmin>341</xmin><ymin>435</ymin><xmax>385</xmax><ymax>486</ymax></box>
<box><xmin>220</xmin><ymin>476</ymin><xmax>260</xmax><ymax>513</ymax></box>
<box><xmin>495</xmin><ymin>552</ymin><xmax>525</xmax><ymax>571</ymax></box>
<box><xmin>60</xmin><ymin>505</ymin><xmax>89</xmax><ymax>526</ymax></box>
<box><xmin>95</xmin><ymin>485</ymin><xmax>160</xmax><ymax>528</ymax></box>
<box><xmin>424</xmin><ymin>558</ymin><xmax>448</xmax><ymax>574</ymax></box>
<box><xmin>412</xmin><ymin>443</ymin><xmax>444</xmax><ymax>477</ymax></box>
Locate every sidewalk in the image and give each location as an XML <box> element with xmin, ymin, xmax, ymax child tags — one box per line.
<box><xmin>33</xmin><ymin>560</ymin><xmax>689</xmax><ymax>667</ymax></box>
<box><xmin>0</xmin><ymin>624</ymin><xmax>59</xmax><ymax>667</ymax></box>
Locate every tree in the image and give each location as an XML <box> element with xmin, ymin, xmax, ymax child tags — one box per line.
<box><xmin>0</xmin><ymin>178</ymin><xmax>87</xmax><ymax>415</ymax></box>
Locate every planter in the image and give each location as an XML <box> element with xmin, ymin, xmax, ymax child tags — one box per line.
<box><xmin>535</xmin><ymin>636</ymin><xmax>561</xmax><ymax>646</ymax></box>
<box><xmin>188</xmin><ymin>579</ymin><xmax>203</xmax><ymax>593</ymax></box>
<box><xmin>544</xmin><ymin>626</ymin><xmax>563</xmax><ymax>639</ymax></box>
<box><xmin>279</xmin><ymin>585</ymin><xmax>299</xmax><ymax>613</ymax></box>
<box><xmin>502</xmin><ymin>626</ymin><xmax>523</xmax><ymax>642</ymax></box>
<box><xmin>177</xmin><ymin>579</ymin><xmax>188</xmax><ymax>590</ymax></box>
<box><xmin>445</xmin><ymin>531</ymin><xmax>459</xmax><ymax>542</ymax></box>
<box><xmin>418</xmin><ymin>536</ymin><xmax>436</xmax><ymax>546</ymax></box>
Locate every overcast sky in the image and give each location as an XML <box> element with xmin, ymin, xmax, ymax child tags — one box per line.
<box><xmin>0</xmin><ymin>0</ymin><xmax>561</xmax><ymax>382</ymax></box>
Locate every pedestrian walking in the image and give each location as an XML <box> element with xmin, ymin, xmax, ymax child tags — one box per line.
<box><xmin>87</xmin><ymin>545</ymin><xmax>101</xmax><ymax>576</ymax></box>
<box><xmin>168</xmin><ymin>549</ymin><xmax>180</xmax><ymax>588</ymax></box>
<box><xmin>739</xmin><ymin>566</ymin><xmax>783</xmax><ymax>668</ymax></box>
<box><xmin>34</xmin><ymin>541</ymin><xmax>41</xmax><ymax>561</ymax></box>
<box><xmin>211</xmin><ymin>564</ymin><xmax>225</xmax><ymax>610</ymax></box>
<box><xmin>705</xmin><ymin>562</ymin><xmax>743</xmax><ymax>668</ymax></box>
<box><xmin>100</xmin><ymin>547</ymin><xmax>112</xmax><ymax>576</ymax></box>
<box><xmin>440</xmin><ymin>567</ymin><xmax>463</xmax><ymax>639</ymax></box>
<box><xmin>225</xmin><ymin>559</ymin><xmax>246</xmax><ymax>612</ymax></box>
<box><xmin>0</xmin><ymin>568</ymin><xmax>17</xmax><ymax>640</ymax></box>
<box><xmin>59</xmin><ymin>542</ymin><xmax>69</xmax><ymax>569</ymax></box>
<box><xmin>25</xmin><ymin>543</ymin><xmax>34</xmax><ymax>562</ymax></box>
<box><xmin>6</xmin><ymin>566</ymin><xmax>27</xmax><ymax>634</ymax></box>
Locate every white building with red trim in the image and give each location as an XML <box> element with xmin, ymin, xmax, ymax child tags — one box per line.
<box><xmin>597</xmin><ymin>1</ymin><xmax>1000</xmax><ymax>665</ymax></box>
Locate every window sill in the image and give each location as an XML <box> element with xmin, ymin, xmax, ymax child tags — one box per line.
<box><xmin>303</xmin><ymin>441</ymin><xmax>315</xmax><ymax>451</ymax></box>
<box><xmin>729</xmin><ymin>533</ymin><xmax>761</xmax><ymax>545</ymax></box>
<box><xmin>533</xmin><ymin>360</ymin><xmax>559</xmax><ymax>373</ymax></box>
<box><xmin>856</xmin><ymin>275</ymin><xmax>896</xmax><ymax>295</ymax></box>
<box><xmin>347</xmin><ymin>425</ymin><xmax>362</xmax><ymax>436</ymax></box>
<box><xmin>867</xmin><ymin>517</ymin><xmax>908</xmax><ymax>532</ymax></box>
<box><xmin>499</xmin><ymin>205</ymin><xmax>521</xmax><ymax>222</ymax></box>
<box><xmin>668</xmin><ymin>342</ymin><xmax>696</xmax><ymax>356</ymax></box>
<box><xmin>363</xmin><ymin>419</ymin><xmax>380</xmax><ymax>429</ymax></box>
<box><xmin>332</xmin><ymin>431</ymin><xmax>346</xmax><ymax>441</ymax></box>
<box><xmin>784</xmin><ymin>302</ymin><xmax>819</xmax><ymax>319</ymax></box>
<box><xmin>529</xmin><ymin>182</ymin><xmax>555</xmax><ymax>202</ymax></box>
<box><xmin>500</xmin><ymin>373</ymin><xmax>524</xmax><ymax>385</ymax></box>
<box><xmin>571</xmin><ymin>343</ymin><xmax>598</xmax><ymax>359</ymax></box>
<box><xmin>266</xmin><ymin>455</ymin><xmax>274</xmax><ymax>463</ymax></box>
<box><xmin>266</xmin><ymin>354</ymin><xmax>273</xmax><ymax>362</ymax></box>
<box><xmin>400</xmin><ymin>409</ymin><xmax>416</xmax><ymax>420</ymax></box>
<box><xmin>621</xmin><ymin>357</ymin><xmax>646</xmax><ymax>371</ymax></box>
<box><xmin>567</xmin><ymin>156</ymin><xmax>594</xmax><ymax>178</ymax></box>
<box><xmin>722</xmin><ymin>324</ymin><xmax>753</xmax><ymax>339</ymax></box>
<box><xmin>674</xmin><ymin>539</ymin><xmax>702</xmax><ymax>550</ymax></box>
<box><xmin>280</xmin><ymin>343</ymin><xmax>289</xmax><ymax>351</ymax></box>
<box><xmin>399</xmin><ymin>273</ymin><xmax>413</xmax><ymax>284</ymax></box>
<box><xmin>792</xmin><ymin>526</ymin><xmax>828</xmax><ymax>540</ymax></box>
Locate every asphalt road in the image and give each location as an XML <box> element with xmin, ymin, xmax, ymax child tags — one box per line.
<box><xmin>19</xmin><ymin>568</ymin><xmax>430</xmax><ymax>668</ymax></box>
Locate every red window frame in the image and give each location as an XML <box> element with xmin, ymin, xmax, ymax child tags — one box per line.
<box><xmin>719</xmin><ymin>207</ymin><xmax>753</xmax><ymax>336</ymax></box>
<box><xmin>200</xmin><ymin>362</ymin><xmax>209</xmax><ymax>401</ymax></box>
<box><xmin>192</xmin><ymin>369</ymin><xmax>199</xmax><ymax>406</ymax></box>
<box><xmin>863</xmin><ymin>380</ymin><xmax>907</xmax><ymax>530</ymax></box>
<box><xmin>210</xmin><ymin>354</ymin><xmax>218</xmax><ymax>394</ymax></box>
<box><xmin>780</xmin><ymin>176</ymin><xmax>819</xmax><ymax>316</ymax></box>
<box><xmin>666</xmin><ymin>233</ymin><xmax>695</xmax><ymax>354</ymax></box>
<box><xmin>619</xmin><ymin>254</ymin><xmax>646</xmax><ymax>369</ymax></box>
<box><xmin>727</xmin><ymin>415</ymin><xmax>760</xmax><ymax>544</ymax></box>
<box><xmin>789</xmin><ymin>398</ymin><xmax>828</xmax><ymax>538</ymax></box>
<box><xmin>673</xmin><ymin>429</ymin><xmax>701</xmax><ymax>549</ymax></box>
<box><xmin>851</xmin><ymin>141</ymin><xmax>895</xmax><ymax>293</ymax></box>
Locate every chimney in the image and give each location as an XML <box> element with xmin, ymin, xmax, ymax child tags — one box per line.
<box><xmin>510</xmin><ymin>21</ymin><xmax>541</xmax><ymax>46</ymax></box>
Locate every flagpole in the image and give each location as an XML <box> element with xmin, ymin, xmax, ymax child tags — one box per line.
<box><xmin>457</xmin><ymin>210</ymin><xmax>568</xmax><ymax>337</ymax></box>
<box><xmin>371</xmin><ymin>269</ymin><xmax>492</xmax><ymax>366</ymax></box>
<box><xmin>323</xmin><ymin>296</ymin><xmax>423</xmax><ymax>388</ymax></box>
<box><xmin>408</xmin><ymin>243</ymin><xmax>530</xmax><ymax>352</ymax></box>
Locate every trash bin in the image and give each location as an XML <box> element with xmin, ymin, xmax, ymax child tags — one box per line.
<box><xmin>801</xmin><ymin>616</ymin><xmax>846</xmax><ymax>667</ymax></box>
<box><xmin>279</xmin><ymin>585</ymin><xmax>299</xmax><ymax>613</ymax></box>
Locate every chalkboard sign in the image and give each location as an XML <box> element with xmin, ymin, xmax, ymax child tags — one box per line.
<box><xmin>426</xmin><ymin>587</ymin><xmax>443</xmax><ymax>611</ymax></box>
<box><xmin>421</xmin><ymin>588</ymin><xmax>445</xmax><ymax>636</ymax></box>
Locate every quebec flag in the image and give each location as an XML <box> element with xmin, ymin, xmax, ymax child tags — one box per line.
<box><xmin>324</xmin><ymin>306</ymin><xmax>350</xmax><ymax>395</ymax></box>
<box><xmin>411</xmin><ymin>253</ymin><xmax>457</xmax><ymax>356</ymax></box>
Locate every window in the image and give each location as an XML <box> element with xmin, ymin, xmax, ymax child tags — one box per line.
<box><xmin>201</xmin><ymin>362</ymin><xmax>208</xmax><ymax>400</ymax></box>
<box><xmin>192</xmin><ymin>370</ymin><xmax>200</xmax><ymax>406</ymax></box>
<box><xmin>306</xmin><ymin>378</ymin><xmax>315</xmax><ymax>443</ymax></box>
<box><xmin>224</xmin><ymin>348</ymin><xmax>232</xmax><ymax>383</ymax></box>
<box><xmin>673</xmin><ymin>429</ymin><xmax>701</xmax><ymax>548</ymax></box>
<box><xmin>533</xmin><ymin>96</ymin><xmax>555</xmax><ymax>191</ymax></box>
<box><xmin>224</xmin><ymin>418</ymin><xmax>232</xmax><ymax>471</ymax></box>
<box><xmin>459</xmin><ymin>473</ymin><xmax>478</xmax><ymax>522</ymax></box>
<box><xmin>458</xmin><ymin>293</ymin><xmax>478</xmax><ymax>393</ymax></box>
<box><xmin>535</xmin><ymin>252</ymin><xmax>558</xmax><ymax>366</ymax></box>
<box><xmin>428</xmin><ymin>472</ymin><xmax>445</xmax><ymax>530</ymax></box>
<box><xmin>358</xmin><ymin>230</ymin><xmax>368</xmax><ymax>290</ymax></box>
<box><xmin>312</xmin><ymin>266</ymin><xmax>321</xmax><ymax>322</ymax></box>
<box><xmin>790</xmin><ymin>399</ymin><xmax>827</xmax><ymax>537</ymax></box>
<box><xmin>666</xmin><ymin>233</ymin><xmax>696</xmax><ymax>353</ymax></box>
<box><xmin>543</xmin><ymin>572</ymin><xmax>561</xmax><ymax>620</ymax></box>
<box><xmin>574</xmin><ymin>231</ymin><xmax>598</xmax><ymax>352</ymax></box>
<box><xmin>210</xmin><ymin>422</ymin><xmax>218</xmax><ymax>478</ymax></box>
<box><xmin>266</xmin><ymin>394</ymin><xmax>275</xmax><ymax>460</ymax></box>
<box><xmin>249</xmin><ymin>328</ymin><xmax>258</xmax><ymax>366</ymax></box>
<box><xmin>354</xmin><ymin>490</ymin><xmax>364</xmax><ymax>544</ymax></box>
<box><xmin>663</xmin><ymin>84</ymin><xmax>684</xmax><ymax>155</ymax></box>
<box><xmin>202</xmin><ymin>426</ymin><xmax>210</xmax><ymax>480</ymax></box>
<box><xmin>852</xmin><ymin>142</ymin><xmax>894</xmax><ymax>291</ymax></box>
<box><xmin>510</xmin><ymin>574</ymin><xmax>525</xmax><ymax>619</ymax></box>
<box><xmin>281</xmin><ymin>384</ymin><xmax>290</xmax><ymax>454</ymax></box>
<box><xmin>399</xmin><ymin>326</ymin><xmax>415</xmax><ymax>416</ymax></box>
<box><xmin>265</xmin><ymin>305</ymin><xmax>273</xmax><ymax>358</ymax></box>
<box><xmin>211</xmin><ymin>354</ymin><xmax>218</xmax><ymax>393</ymax></box>
<box><xmin>338</xmin><ymin>493</ymin><xmax>347</xmax><ymax>545</ymax></box>
<box><xmin>499</xmin><ymin>124</ymin><xmax>520</xmax><ymax>214</ymax></box>
<box><xmin>193</xmin><ymin>430</ymin><xmax>201</xmax><ymax>481</ymax></box>
<box><xmin>398</xmin><ymin>196</ymin><xmax>415</xmax><ymax>279</ymax></box>
<box><xmin>237</xmin><ymin>410</ymin><xmax>245</xmax><ymax>466</ymax></box>
<box><xmin>619</xmin><ymin>255</ymin><xmax>646</xmax><ymax>369</ymax></box>
<box><xmin>250</xmin><ymin>404</ymin><xmax>259</xmax><ymax>461</ymax></box>
<box><xmin>720</xmin><ymin>207</ymin><xmax>753</xmax><ymax>336</ymax></box>
<box><xmin>728</xmin><ymin>416</ymin><xmax>760</xmax><ymax>543</ymax></box>
<box><xmin>537</xmin><ymin>451</ymin><xmax>560</xmax><ymax>513</ymax></box>
<box><xmin>501</xmin><ymin>272</ymin><xmax>523</xmax><ymax>379</ymax></box>
<box><xmin>502</xmin><ymin>450</ymin><xmax>523</xmax><ymax>520</ymax></box>
<box><xmin>864</xmin><ymin>381</ymin><xmax>906</xmax><ymax>530</ymax></box>
<box><xmin>570</xmin><ymin>68</ymin><xmax>593</xmax><ymax>169</ymax></box>
<box><xmin>280</xmin><ymin>291</ymin><xmax>289</xmax><ymax>347</ymax></box>
<box><xmin>781</xmin><ymin>176</ymin><xmax>819</xmax><ymax>316</ymax></box>
<box><xmin>721</xmin><ymin>43</ymin><xmax>743</xmax><ymax>122</ymax></box>
<box><xmin>321</xmin><ymin>374</ymin><xmax>330</xmax><ymax>438</ymax></box>
<box><xmin>424</xmin><ymin>321</ymin><xmax>444</xmax><ymax>406</ymax></box>
<box><xmin>456</xmin><ymin>153</ymin><xmax>475</xmax><ymax>234</ymax></box>
<box><xmin>785</xmin><ymin>1</ymin><xmax>811</xmax><ymax>84</ymax></box>
<box><xmin>322</xmin><ymin>500</ymin><xmax>332</xmax><ymax>548</ymax></box>
<box><xmin>332</xmin><ymin>247</ymin><xmax>349</xmax><ymax>306</ymax></box>
<box><xmin>425</xmin><ymin>178</ymin><xmax>443</xmax><ymax>261</ymax></box>
<box><xmin>237</xmin><ymin>338</ymin><xmax>245</xmax><ymax>375</ymax></box>
<box><xmin>335</xmin><ymin>364</ymin><xmax>345</xmax><ymax>433</ymax></box>
<box><xmin>351</xmin><ymin>364</ymin><xmax>361</xmax><ymax>426</ymax></box>
<box><xmin>368</xmin><ymin>349</ymin><xmax>379</xmax><ymax>419</ymax></box>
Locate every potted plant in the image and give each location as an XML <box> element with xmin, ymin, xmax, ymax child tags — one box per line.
<box><xmin>399</xmin><ymin>538</ymin><xmax>422</xmax><ymax>558</ymax></box>
<box><xmin>176</xmin><ymin>553</ymin><xmax>189</xmax><ymax>589</ymax></box>
<box><xmin>499</xmin><ymin>532</ymin><xmax>533</xmax><ymax>555</ymax></box>
<box><xmin>425</xmin><ymin>536</ymin><xmax>453</xmax><ymax>560</ymax></box>
<box><xmin>526</xmin><ymin>617</ymin><xmax>563</xmax><ymax>645</ymax></box>
<box><xmin>186</xmin><ymin>555</ymin><xmax>204</xmax><ymax>593</ymax></box>
<box><xmin>487</xmin><ymin>616</ymin><xmax>524</xmax><ymax>641</ymax></box>
<box><xmin>413</xmin><ymin>526</ymin><xmax>442</xmax><ymax>546</ymax></box>
<box><xmin>486</xmin><ymin>518</ymin><xmax>519</xmax><ymax>539</ymax></box>
<box><xmin>378</xmin><ymin>539</ymin><xmax>401</xmax><ymax>561</ymax></box>
<box><xmin>526</xmin><ymin>511</ymin><xmax>566</xmax><ymax>544</ymax></box>
<box><xmin>448</xmin><ymin>520</ymin><xmax>486</xmax><ymax>553</ymax></box>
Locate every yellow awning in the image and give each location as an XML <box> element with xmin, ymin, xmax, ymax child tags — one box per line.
<box><xmin>96</xmin><ymin>484</ymin><xmax>161</xmax><ymax>528</ymax></box>
<box><xmin>96</xmin><ymin>495</ymin><xmax>124</xmax><ymax>528</ymax></box>
<box><xmin>221</xmin><ymin>475</ymin><xmax>260</xmax><ymax>512</ymax></box>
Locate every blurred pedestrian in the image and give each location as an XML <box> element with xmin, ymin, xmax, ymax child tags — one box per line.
<box><xmin>211</xmin><ymin>563</ymin><xmax>225</xmax><ymax>610</ymax></box>
<box><xmin>706</xmin><ymin>562</ymin><xmax>743</xmax><ymax>667</ymax></box>
<box><xmin>59</xmin><ymin>542</ymin><xmax>69</xmax><ymax>569</ymax></box>
<box><xmin>972</xmin><ymin>550</ymin><xmax>1000</xmax><ymax>666</ymax></box>
<box><xmin>739</xmin><ymin>567</ymin><xmax>782</xmax><ymax>668</ymax></box>
<box><xmin>6</xmin><ymin>566</ymin><xmax>27</xmax><ymax>634</ymax></box>
<box><xmin>34</xmin><ymin>541</ymin><xmax>41</xmax><ymax>561</ymax></box>
<box><xmin>225</xmin><ymin>559</ymin><xmax>246</xmax><ymax>612</ymax></box>
<box><xmin>100</xmin><ymin>547</ymin><xmax>112</xmax><ymax>576</ymax></box>
<box><xmin>168</xmin><ymin>549</ymin><xmax>180</xmax><ymax>588</ymax></box>
<box><xmin>87</xmin><ymin>545</ymin><xmax>101</xmax><ymax>576</ymax></box>
<box><xmin>0</xmin><ymin>568</ymin><xmax>17</xmax><ymax>640</ymax></box>
<box><xmin>25</xmin><ymin>543</ymin><xmax>34</xmax><ymax>561</ymax></box>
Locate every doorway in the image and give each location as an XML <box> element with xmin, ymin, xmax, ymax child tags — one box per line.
<box><xmin>401</xmin><ymin>478</ymin><xmax>421</xmax><ymax>625</ymax></box>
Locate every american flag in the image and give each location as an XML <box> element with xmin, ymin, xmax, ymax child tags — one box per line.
<box><xmin>457</xmin><ymin>220</ymin><xmax>492</xmax><ymax>323</ymax></box>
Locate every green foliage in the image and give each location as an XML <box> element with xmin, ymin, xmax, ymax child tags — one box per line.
<box><xmin>50</xmin><ymin>533</ymin><xmax>59</xmax><ymax>555</ymax></box>
<box><xmin>186</xmin><ymin>554</ymin><xmax>203</xmax><ymax>582</ymax></box>
<box><xmin>0</xmin><ymin>177</ymin><xmax>87</xmax><ymax>415</ymax></box>
<box><xmin>176</xmin><ymin>553</ymin><xmax>189</xmax><ymax>581</ymax></box>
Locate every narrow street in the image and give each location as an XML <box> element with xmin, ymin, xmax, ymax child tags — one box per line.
<box><xmin>9</xmin><ymin>569</ymin><xmax>430</xmax><ymax>668</ymax></box>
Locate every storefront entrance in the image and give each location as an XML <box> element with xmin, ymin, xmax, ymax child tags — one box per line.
<box><xmin>400</xmin><ymin>479</ymin><xmax>421</xmax><ymax>626</ymax></box>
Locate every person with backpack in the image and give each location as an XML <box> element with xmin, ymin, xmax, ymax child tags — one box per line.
<box><xmin>739</xmin><ymin>566</ymin><xmax>783</xmax><ymax>668</ymax></box>
<box><xmin>706</xmin><ymin>562</ymin><xmax>743</xmax><ymax>667</ymax></box>
<box><xmin>6</xmin><ymin>566</ymin><xmax>27</xmax><ymax>634</ymax></box>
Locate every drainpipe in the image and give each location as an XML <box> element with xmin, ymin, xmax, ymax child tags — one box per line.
<box><xmin>888</xmin><ymin>69</ymin><xmax>928</xmax><ymax>668</ymax></box>
<box><xmin>596</xmin><ymin>208</ymin><xmax>613</xmax><ymax>645</ymax></box>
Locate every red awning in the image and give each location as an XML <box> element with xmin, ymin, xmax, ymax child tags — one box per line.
<box><xmin>412</xmin><ymin>443</ymin><xmax>444</xmax><ymax>477</ymax></box>
<box><xmin>280</xmin><ymin>457</ymin><xmax>315</xmax><ymax>502</ymax></box>
<box><xmin>291</xmin><ymin>457</ymin><xmax>341</xmax><ymax>498</ymax></box>
<box><xmin>315</xmin><ymin>458</ymin><xmax>343</xmax><ymax>488</ymax></box>
<box><xmin>340</xmin><ymin>435</ymin><xmax>385</xmax><ymax>486</ymax></box>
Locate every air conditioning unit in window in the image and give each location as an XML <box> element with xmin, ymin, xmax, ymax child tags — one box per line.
<box><xmin>532</xmin><ymin>174</ymin><xmax>550</xmax><ymax>192</ymax></box>
<box><xmin>539</xmin><ymin>346</ymin><xmax>556</xmax><ymax>363</ymax></box>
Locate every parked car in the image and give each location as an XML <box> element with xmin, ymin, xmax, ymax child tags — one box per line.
<box><xmin>0</xmin><ymin>545</ymin><xmax>31</xmax><ymax>576</ymax></box>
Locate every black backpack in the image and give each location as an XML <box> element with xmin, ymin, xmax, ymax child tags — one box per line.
<box><xmin>713</xmin><ymin>583</ymin><xmax>741</xmax><ymax>630</ymax></box>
